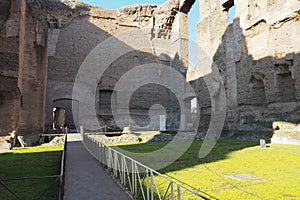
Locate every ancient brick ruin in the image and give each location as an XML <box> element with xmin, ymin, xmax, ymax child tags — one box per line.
<box><xmin>188</xmin><ymin>0</ymin><xmax>300</xmax><ymax>139</ymax></box>
<box><xmin>0</xmin><ymin>0</ymin><xmax>299</xmax><ymax>144</ymax></box>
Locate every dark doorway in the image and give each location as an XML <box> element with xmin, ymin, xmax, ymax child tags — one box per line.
<box><xmin>53</xmin><ymin>98</ymin><xmax>79</xmax><ymax>132</ymax></box>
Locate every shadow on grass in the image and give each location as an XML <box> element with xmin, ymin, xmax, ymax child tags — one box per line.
<box><xmin>0</xmin><ymin>149</ymin><xmax>62</xmax><ymax>200</ymax></box>
<box><xmin>116</xmin><ymin>137</ymin><xmax>257</xmax><ymax>173</ymax></box>
<box><xmin>113</xmin><ymin>137</ymin><xmax>257</xmax><ymax>199</ymax></box>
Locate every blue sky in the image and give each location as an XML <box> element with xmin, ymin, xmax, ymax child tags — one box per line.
<box><xmin>79</xmin><ymin>0</ymin><xmax>235</xmax><ymax>68</ymax></box>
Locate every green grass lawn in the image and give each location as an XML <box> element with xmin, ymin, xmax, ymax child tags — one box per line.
<box><xmin>117</xmin><ymin>138</ymin><xmax>300</xmax><ymax>199</ymax></box>
<box><xmin>0</xmin><ymin>145</ymin><xmax>63</xmax><ymax>200</ymax></box>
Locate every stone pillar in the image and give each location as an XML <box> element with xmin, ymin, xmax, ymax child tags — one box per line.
<box><xmin>171</xmin><ymin>12</ymin><xmax>189</xmax><ymax>68</ymax></box>
<box><xmin>180</xmin><ymin>114</ymin><xmax>187</xmax><ymax>130</ymax></box>
<box><xmin>160</xmin><ymin>115</ymin><xmax>166</xmax><ymax>131</ymax></box>
<box><xmin>196</xmin><ymin>0</ymin><xmax>237</xmax><ymax>131</ymax></box>
<box><xmin>54</xmin><ymin>108</ymin><xmax>65</xmax><ymax>130</ymax></box>
<box><xmin>18</xmin><ymin>2</ymin><xmax>48</xmax><ymax>143</ymax></box>
<box><xmin>197</xmin><ymin>0</ymin><xmax>229</xmax><ymax>59</ymax></box>
<box><xmin>0</xmin><ymin>0</ymin><xmax>25</xmax><ymax>136</ymax></box>
<box><xmin>224</xmin><ymin>23</ymin><xmax>240</xmax><ymax>131</ymax></box>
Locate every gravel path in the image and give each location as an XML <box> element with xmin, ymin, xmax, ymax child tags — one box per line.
<box><xmin>64</xmin><ymin>134</ymin><xmax>132</xmax><ymax>200</ymax></box>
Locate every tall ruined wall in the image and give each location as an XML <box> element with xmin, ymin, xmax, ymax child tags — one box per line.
<box><xmin>0</xmin><ymin>0</ymin><xmax>48</xmax><ymax>143</ymax></box>
<box><xmin>189</xmin><ymin>0</ymin><xmax>300</xmax><ymax>134</ymax></box>
<box><xmin>235</xmin><ymin>0</ymin><xmax>300</xmax><ymax>131</ymax></box>
<box><xmin>187</xmin><ymin>0</ymin><xmax>230</xmax><ymax>132</ymax></box>
<box><xmin>0</xmin><ymin>0</ymin><xmax>23</xmax><ymax>136</ymax></box>
<box><xmin>0</xmin><ymin>0</ymin><xmax>195</xmax><ymax>139</ymax></box>
<box><xmin>44</xmin><ymin>0</ymin><xmax>193</xmax><ymax>131</ymax></box>
<box><xmin>18</xmin><ymin>0</ymin><xmax>48</xmax><ymax>141</ymax></box>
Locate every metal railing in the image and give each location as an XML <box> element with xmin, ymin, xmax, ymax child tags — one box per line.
<box><xmin>59</xmin><ymin>133</ymin><xmax>67</xmax><ymax>200</ymax></box>
<box><xmin>82</xmin><ymin>132</ymin><xmax>210</xmax><ymax>200</ymax></box>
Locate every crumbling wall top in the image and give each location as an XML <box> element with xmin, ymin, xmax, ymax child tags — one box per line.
<box><xmin>39</xmin><ymin>0</ymin><xmax>195</xmax><ymax>36</ymax></box>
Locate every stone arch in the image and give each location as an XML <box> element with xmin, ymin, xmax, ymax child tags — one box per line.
<box><xmin>52</xmin><ymin>98</ymin><xmax>79</xmax><ymax>132</ymax></box>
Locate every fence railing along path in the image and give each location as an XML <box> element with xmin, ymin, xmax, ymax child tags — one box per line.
<box><xmin>63</xmin><ymin>133</ymin><xmax>131</xmax><ymax>200</ymax></box>
<box><xmin>82</xmin><ymin>132</ymin><xmax>210</xmax><ymax>200</ymax></box>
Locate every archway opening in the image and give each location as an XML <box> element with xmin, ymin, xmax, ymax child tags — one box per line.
<box><xmin>53</xmin><ymin>98</ymin><xmax>79</xmax><ymax>132</ymax></box>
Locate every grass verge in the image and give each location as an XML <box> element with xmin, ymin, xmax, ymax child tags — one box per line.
<box><xmin>117</xmin><ymin>138</ymin><xmax>300</xmax><ymax>199</ymax></box>
<box><xmin>0</xmin><ymin>145</ymin><xmax>63</xmax><ymax>200</ymax></box>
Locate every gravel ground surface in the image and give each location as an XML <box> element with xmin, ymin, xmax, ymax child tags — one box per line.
<box><xmin>64</xmin><ymin>134</ymin><xmax>132</xmax><ymax>200</ymax></box>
